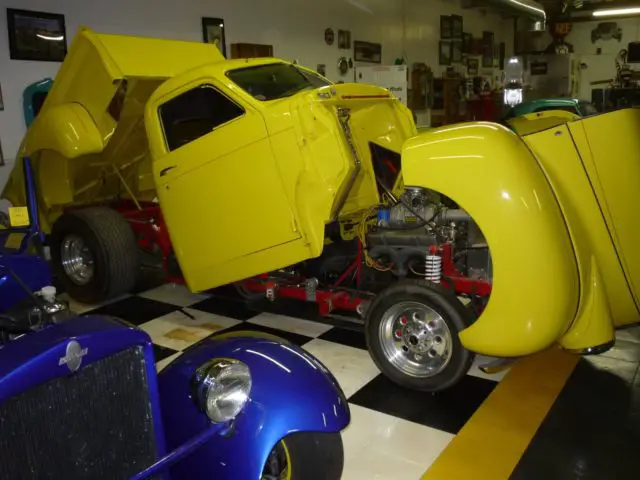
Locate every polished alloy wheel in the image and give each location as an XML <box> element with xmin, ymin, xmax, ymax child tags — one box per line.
<box><xmin>60</xmin><ymin>235</ymin><xmax>95</xmax><ymax>285</ymax></box>
<box><xmin>261</xmin><ymin>440</ymin><xmax>291</xmax><ymax>480</ymax></box>
<box><xmin>379</xmin><ymin>301</ymin><xmax>453</xmax><ymax>378</ymax></box>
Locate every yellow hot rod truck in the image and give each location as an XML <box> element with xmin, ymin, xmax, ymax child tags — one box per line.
<box><xmin>3</xmin><ymin>28</ymin><xmax>640</xmax><ymax>392</ymax></box>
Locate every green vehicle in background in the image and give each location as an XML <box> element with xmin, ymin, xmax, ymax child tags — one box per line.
<box><xmin>501</xmin><ymin>98</ymin><xmax>599</xmax><ymax>136</ymax></box>
<box><xmin>504</xmin><ymin>98</ymin><xmax>598</xmax><ymax>120</ymax></box>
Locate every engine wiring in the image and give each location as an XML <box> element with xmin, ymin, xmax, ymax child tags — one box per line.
<box><xmin>356</xmin><ymin>205</ymin><xmax>393</xmax><ymax>272</ymax></box>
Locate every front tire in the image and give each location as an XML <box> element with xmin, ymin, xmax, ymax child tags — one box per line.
<box><xmin>262</xmin><ymin>432</ymin><xmax>344</xmax><ymax>480</ymax></box>
<box><xmin>50</xmin><ymin>207</ymin><xmax>139</xmax><ymax>304</ymax></box>
<box><xmin>365</xmin><ymin>279</ymin><xmax>474</xmax><ymax>392</ymax></box>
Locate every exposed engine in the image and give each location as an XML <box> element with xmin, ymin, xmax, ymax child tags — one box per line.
<box><xmin>366</xmin><ymin>187</ymin><xmax>493</xmax><ymax>285</ymax></box>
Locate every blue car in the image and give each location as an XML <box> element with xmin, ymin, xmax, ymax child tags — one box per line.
<box><xmin>0</xmin><ymin>158</ymin><xmax>350</xmax><ymax>479</ymax></box>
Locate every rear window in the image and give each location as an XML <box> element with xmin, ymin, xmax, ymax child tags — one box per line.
<box><xmin>227</xmin><ymin>63</ymin><xmax>321</xmax><ymax>101</ymax></box>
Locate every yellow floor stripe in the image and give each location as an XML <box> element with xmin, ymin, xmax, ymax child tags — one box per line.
<box><xmin>422</xmin><ymin>348</ymin><xmax>579</xmax><ymax>480</ymax></box>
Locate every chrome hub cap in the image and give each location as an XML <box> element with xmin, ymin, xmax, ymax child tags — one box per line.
<box><xmin>60</xmin><ymin>235</ymin><xmax>95</xmax><ymax>285</ymax></box>
<box><xmin>380</xmin><ymin>301</ymin><xmax>453</xmax><ymax>377</ymax></box>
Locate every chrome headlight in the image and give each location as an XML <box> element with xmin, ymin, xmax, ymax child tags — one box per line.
<box><xmin>192</xmin><ymin>359</ymin><xmax>252</xmax><ymax>423</ymax></box>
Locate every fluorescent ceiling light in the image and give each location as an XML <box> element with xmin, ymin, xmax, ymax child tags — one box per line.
<box><xmin>508</xmin><ymin>0</ymin><xmax>546</xmax><ymax>17</ymax></box>
<box><xmin>36</xmin><ymin>33</ymin><xmax>63</xmax><ymax>41</ymax></box>
<box><xmin>593</xmin><ymin>7</ymin><xmax>640</xmax><ymax>17</ymax></box>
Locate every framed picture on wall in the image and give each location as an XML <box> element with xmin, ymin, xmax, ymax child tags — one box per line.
<box><xmin>451</xmin><ymin>40</ymin><xmax>463</xmax><ymax>63</ymax></box>
<box><xmin>7</xmin><ymin>8</ymin><xmax>67</xmax><ymax>62</ymax></box>
<box><xmin>481</xmin><ymin>31</ymin><xmax>494</xmax><ymax>68</ymax></box>
<box><xmin>440</xmin><ymin>16</ymin><xmax>452</xmax><ymax>39</ymax></box>
<box><xmin>462</xmin><ymin>32</ymin><xmax>473</xmax><ymax>54</ymax></box>
<box><xmin>467</xmin><ymin>58</ymin><xmax>479</xmax><ymax>76</ymax></box>
<box><xmin>439</xmin><ymin>41</ymin><xmax>452</xmax><ymax>66</ymax></box>
<box><xmin>338</xmin><ymin>30</ymin><xmax>351</xmax><ymax>49</ymax></box>
<box><xmin>202</xmin><ymin>17</ymin><xmax>226</xmax><ymax>57</ymax></box>
<box><xmin>451</xmin><ymin>15</ymin><xmax>463</xmax><ymax>39</ymax></box>
<box><xmin>354</xmin><ymin>41</ymin><xmax>382</xmax><ymax>63</ymax></box>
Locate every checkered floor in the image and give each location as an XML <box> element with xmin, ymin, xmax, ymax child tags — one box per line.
<box><xmin>61</xmin><ymin>279</ymin><xmax>508</xmax><ymax>480</ymax></box>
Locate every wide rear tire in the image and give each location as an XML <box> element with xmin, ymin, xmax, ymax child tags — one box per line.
<box><xmin>50</xmin><ymin>207</ymin><xmax>139</xmax><ymax>304</ymax></box>
<box><xmin>262</xmin><ymin>432</ymin><xmax>344</xmax><ymax>480</ymax></box>
<box><xmin>365</xmin><ymin>279</ymin><xmax>474</xmax><ymax>392</ymax></box>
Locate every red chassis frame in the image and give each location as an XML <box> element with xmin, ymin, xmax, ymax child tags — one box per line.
<box><xmin>114</xmin><ymin>201</ymin><xmax>492</xmax><ymax>317</ymax></box>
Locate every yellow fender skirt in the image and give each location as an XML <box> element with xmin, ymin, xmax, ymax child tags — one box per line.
<box><xmin>402</xmin><ymin>123</ymin><xmax>579</xmax><ymax>357</ymax></box>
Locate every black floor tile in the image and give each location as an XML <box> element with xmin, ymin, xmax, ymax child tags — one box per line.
<box><xmin>319</xmin><ymin>326</ymin><xmax>367</xmax><ymax>350</ymax></box>
<box><xmin>190</xmin><ymin>296</ymin><xmax>261</xmax><ymax>321</ymax></box>
<box><xmin>131</xmin><ymin>267</ymin><xmax>166</xmax><ymax>295</ymax></box>
<box><xmin>251</xmin><ymin>297</ymin><xmax>319</xmax><ymax>322</ymax></box>
<box><xmin>88</xmin><ymin>296</ymin><xmax>179</xmax><ymax>325</ymax></box>
<box><xmin>510</xmin><ymin>359</ymin><xmax>640</xmax><ymax>480</ymax></box>
<box><xmin>152</xmin><ymin>343</ymin><xmax>179</xmax><ymax>363</ymax></box>
<box><xmin>207</xmin><ymin>284</ymin><xmax>244</xmax><ymax>299</ymax></box>
<box><xmin>349</xmin><ymin>373</ymin><xmax>497</xmax><ymax>434</ymax></box>
<box><xmin>214</xmin><ymin>321</ymin><xmax>313</xmax><ymax>346</ymax></box>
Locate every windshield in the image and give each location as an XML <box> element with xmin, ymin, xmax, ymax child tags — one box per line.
<box><xmin>579</xmin><ymin>101</ymin><xmax>598</xmax><ymax>116</ymax></box>
<box><xmin>227</xmin><ymin>63</ymin><xmax>328</xmax><ymax>101</ymax></box>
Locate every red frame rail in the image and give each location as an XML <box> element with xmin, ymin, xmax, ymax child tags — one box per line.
<box><xmin>114</xmin><ymin>203</ymin><xmax>492</xmax><ymax>316</ymax></box>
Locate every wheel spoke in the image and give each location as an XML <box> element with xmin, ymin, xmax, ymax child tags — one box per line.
<box><xmin>60</xmin><ymin>235</ymin><xmax>95</xmax><ymax>286</ymax></box>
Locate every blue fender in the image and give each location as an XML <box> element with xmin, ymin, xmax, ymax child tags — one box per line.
<box><xmin>158</xmin><ymin>331</ymin><xmax>350</xmax><ymax>479</ymax></box>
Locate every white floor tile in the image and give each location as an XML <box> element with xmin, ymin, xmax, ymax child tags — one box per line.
<box><xmin>248</xmin><ymin>312</ymin><xmax>333</xmax><ymax>338</ymax></box>
<box><xmin>302</xmin><ymin>339</ymin><xmax>381</xmax><ymax>398</ymax></box>
<box><xmin>467</xmin><ymin>354</ymin><xmax>511</xmax><ymax>382</ymax></box>
<box><xmin>138</xmin><ymin>283</ymin><xmax>210</xmax><ymax>307</ymax></box>
<box><xmin>342</xmin><ymin>404</ymin><xmax>453</xmax><ymax>478</ymax></box>
<box><xmin>616</xmin><ymin>327</ymin><xmax>640</xmax><ymax>345</ymax></box>
<box><xmin>342</xmin><ymin>404</ymin><xmax>450</xmax><ymax>479</ymax></box>
<box><xmin>156</xmin><ymin>352</ymin><xmax>182</xmax><ymax>372</ymax></box>
<box><xmin>140</xmin><ymin>307</ymin><xmax>240</xmax><ymax>351</ymax></box>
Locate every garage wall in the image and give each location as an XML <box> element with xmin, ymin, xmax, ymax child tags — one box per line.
<box><xmin>0</xmin><ymin>0</ymin><xmax>511</xmax><ymax>193</ymax></box>
<box><xmin>558</xmin><ymin>18</ymin><xmax>640</xmax><ymax>100</ymax></box>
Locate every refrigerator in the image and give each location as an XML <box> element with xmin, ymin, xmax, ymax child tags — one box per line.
<box><xmin>355</xmin><ymin>65</ymin><xmax>408</xmax><ymax>106</ymax></box>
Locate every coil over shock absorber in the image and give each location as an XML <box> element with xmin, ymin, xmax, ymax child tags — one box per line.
<box><xmin>425</xmin><ymin>245</ymin><xmax>442</xmax><ymax>284</ymax></box>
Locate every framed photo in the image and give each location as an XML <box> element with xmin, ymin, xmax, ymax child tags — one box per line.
<box><xmin>354</xmin><ymin>41</ymin><xmax>381</xmax><ymax>63</ymax></box>
<box><xmin>467</xmin><ymin>58</ymin><xmax>479</xmax><ymax>76</ymax></box>
<box><xmin>451</xmin><ymin>15</ymin><xmax>463</xmax><ymax>39</ymax></box>
<box><xmin>317</xmin><ymin>64</ymin><xmax>327</xmax><ymax>77</ymax></box>
<box><xmin>462</xmin><ymin>33</ymin><xmax>473</xmax><ymax>54</ymax></box>
<box><xmin>338</xmin><ymin>30</ymin><xmax>351</xmax><ymax>49</ymax></box>
<box><xmin>452</xmin><ymin>40</ymin><xmax>463</xmax><ymax>63</ymax></box>
<box><xmin>7</xmin><ymin>8</ymin><xmax>67</xmax><ymax>62</ymax></box>
<box><xmin>439</xmin><ymin>41</ymin><xmax>452</xmax><ymax>66</ymax></box>
<box><xmin>482</xmin><ymin>31</ymin><xmax>494</xmax><ymax>68</ymax></box>
<box><xmin>440</xmin><ymin>16</ymin><xmax>452</xmax><ymax>39</ymax></box>
<box><xmin>202</xmin><ymin>17</ymin><xmax>226</xmax><ymax>57</ymax></box>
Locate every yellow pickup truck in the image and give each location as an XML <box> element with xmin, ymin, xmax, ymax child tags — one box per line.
<box><xmin>3</xmin><ymin>28</ymin><xmax>640</xmax><ymax>392</ymax></box>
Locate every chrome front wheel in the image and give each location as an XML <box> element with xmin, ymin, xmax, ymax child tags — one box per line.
<box><xmin>60</xmin><ymin>234</ymin><xmax>95</xmax><ymax>285</ymax></box>
<box><xmin>366</xmin><ymin>280</ymin><xmax>474</xmax><ymax>392</ymax></box>
<box><xmin>379</xmin><ymin>301</ymin><xmax>453</xmax><ymax>378</ymax></box>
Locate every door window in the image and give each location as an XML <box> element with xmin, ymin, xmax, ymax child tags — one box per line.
<box><xmin>159</xmin><ymin>84</ymin><xmax>244</xmax><ymax>151</ymax></box>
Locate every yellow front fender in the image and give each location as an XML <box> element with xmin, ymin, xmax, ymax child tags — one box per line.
<box><xmin>402</xmin><ymin>122</ymin><xmax>579</xmax><ymax>357</ymax></box>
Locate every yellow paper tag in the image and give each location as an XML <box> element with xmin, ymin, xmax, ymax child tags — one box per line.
<box><xmin>4</xmin><ymin>233</ymin><xmax>24</xmax><ymax>250</ymax></box>
<box><xmin>8</xmin><ymin>207</ymin><xmax>30</xmax><ymax>227</ymax></box>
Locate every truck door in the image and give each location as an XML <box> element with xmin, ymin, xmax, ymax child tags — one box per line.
<box><xmin>149</xmin><ymin>81</ymin><xmax>300</xmax><ymax>292</ymax></box>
